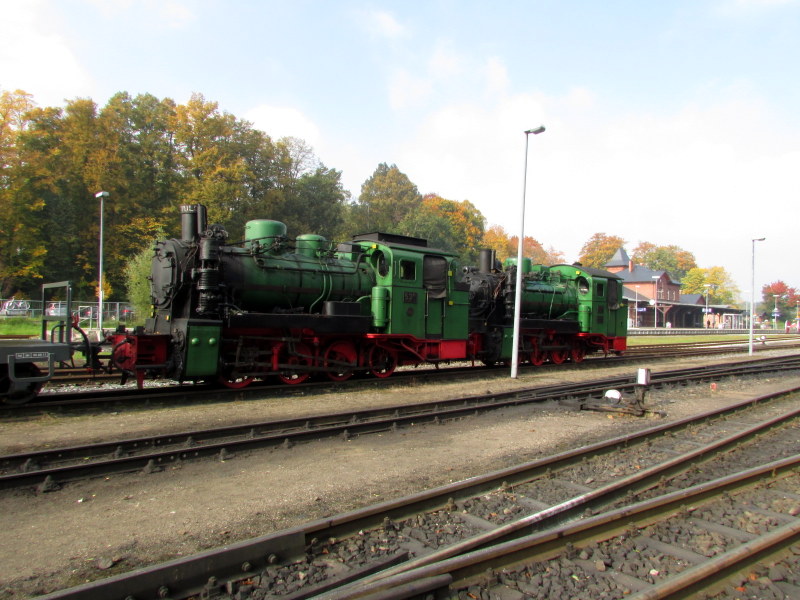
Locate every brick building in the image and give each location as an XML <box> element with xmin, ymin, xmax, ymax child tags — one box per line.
<box><xmin>604</xmin><ymin>248</ymin><xmax>743</xmax><ymax>329</ymax></box>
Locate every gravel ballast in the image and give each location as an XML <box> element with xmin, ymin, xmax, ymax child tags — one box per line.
<box><xmin>0</xmin><ymin>352</ymin><xmax>798</xmax><ymax>598</ymax></box>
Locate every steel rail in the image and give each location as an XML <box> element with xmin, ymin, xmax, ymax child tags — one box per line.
<box><xmin>321</xmin><ymin>454</ymin><xmax>800</xmax><ymax>600</ymax></box>
<box><xmin>3</xmin><ymin>358</ymin><xmax>800</xmax><ymax>491</ymax></box>
<box><xmin>15</xmin><ymin>339</ymin><xmax>800</xmax><ymax>411</ymax></box>
<box><xmin>4</xmin><ymin>356</ymin><xmax>800</xmax><ymax>489</ymax></box>
<box><xmin>27</xmin><ymin>385</ymin><xmax>800</xmax><ymax>600</ymax></box>
<box><xmin>317</xmin><ymin>400</ymin><xmax>800</xmax><ymax>592</ymax></box>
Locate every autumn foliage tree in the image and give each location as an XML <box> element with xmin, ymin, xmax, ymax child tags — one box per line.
<box><xmin>761</xmin><ymin>281</ymin><xmax>799</xmax><ymax>322</ymax></box>
<box><xmin>0</xmin><ymin>90</ymin><xmax>347</xmax><ymax>300</ymax></box>
<box><xmin>398</xmin><ymin>194</ymin><xmax>485</xmax><ymax>262</ymax></box>
<box><xmin>681</xmin><ymin>266</ymin><xmax>740</xmax><ymax>305</ymax></box>
<box><xmin>632</xmin><ymin>242</ymin><xmax>697</xmax><ymax>281</ymax></box>
<box><xmin>578</xmin><ymin>233</ymin><xmax>626</xmax><ymax>269</ymax></box>
<box><xmin>479</xmin><ymin>225</ymin><xmax>564</xmax><ymax>266</ymax></box>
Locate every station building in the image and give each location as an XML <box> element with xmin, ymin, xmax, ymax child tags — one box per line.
<box><xmin>604</xmin><ymin>248</ymin><xmax>744</xmax><ymax>329</ymax></box>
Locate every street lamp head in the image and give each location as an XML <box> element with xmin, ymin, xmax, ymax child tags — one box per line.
<box><xmin>752</xmin><ymin>237</ymin><xmax>765</xmax><ymax>242</ymax></box>
<box><xmin>95</xmin><ymin>191</ymin><xmax>109</xmax><ymax>198</ymax></box>
<box><xmin>525</xmin><ymin>126</ymin><xmax>546</xmax><ymax>135</ymax></box>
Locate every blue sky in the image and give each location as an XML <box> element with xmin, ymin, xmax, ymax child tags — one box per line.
<box><xmin>2</xmin><ymin>0</ymin><xmax>798</xmax><ymax>303</ymax></box>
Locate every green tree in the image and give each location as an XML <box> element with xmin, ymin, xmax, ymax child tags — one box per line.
<box><xmin>347</xmin><ymin>163</ymin><xmax>421</xmax><ymax>233</ymax></box>
<box><xmin>578</xmin><ymin>233</ymin><xmax>626</xmax><ymax>269</ymax></box>
<box><xmin>281</xmin><ymin>166</ymin><xmax>347</xmax><ymax>238</ymax></box>
<box><xmin>124</xmin><ymin>231</ymin><xmax>164</xmax><ymax>321</ymax></box>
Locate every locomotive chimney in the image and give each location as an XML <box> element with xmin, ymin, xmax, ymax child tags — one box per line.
<box><xmin>180</xmin><ymin>204</ymin><xmax>208</xmax><ymax>242</ymax></box>
<box><xmin>479</xmin><ymin>249</ymin><xmax>496</xmax><ymax>273</ymax></box>
<box><xmin>180</xmin><ymin>205</ymin><xmax>199</xmax><ymax>242</ymax></box>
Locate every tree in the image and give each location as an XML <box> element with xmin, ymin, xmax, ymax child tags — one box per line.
<box><xmin>398</xmin><ymin>194</ymin><xmax>485</xmax><ymax>262</ymax></box>
<box><xmin>761</xmin><ymin>281</ymin><xmax>799</xmax><ymax>323</ymax></box>
<box><xmin>281</xmin><ymin>166</ymin><xmax>347</xmax><ymax>239</ymax></box>
<box><xmin>632</xmin><ymin>242</ymin><xmax>697</xmax><ymax>281</ymax></box>
<box><xmin>681</xmin><ymin>266</ymin><xmax>739</xmax><ymax>305</ymax></box>
<box><xmin>347</xmin><ymin>163</ymin><xmax>421</xmax><ymax>233</ymax></box>
<box><xmin>479</xmin><ymin>225</ymin><xmax>564</xmax><ymax>266</ymax></box>
<box><xmin>0</xmin><ymin>89</ymin><xmax>47</xmax><ymax>296</ymax></box>
<box><xmin>124</xmin><ymin>229</ymin><xmax>165</xmax><ymax>320</ymax></box>
<box><xmin>0</xmin><ymin>89</ymin><xmax>357</xmax><ymax>300</ymax></box>
<box><xmin>578</xmin><ymin>233</ymin><xmax>626</xmax><ymax>269</ymax></box>
<box><xmin>481</xmin><ymin>225</ymin><xmax>514</xmax><ymax>262</ymax></box>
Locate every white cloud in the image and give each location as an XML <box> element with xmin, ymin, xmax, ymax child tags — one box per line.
<box><xmin>160</xmin><ymin>1</ymin><xmax>195</xmax><ymax>29</ymax></box>
<box><xmin>244</xmin><ymin>104</ymin><xmax>322</xmax><ymax>146</ymax></box>
<box><xmin>358</xmin><ymin>9</ymin><xmax>407</xmax><ymax>39</ymax></box>
<box><xmin>387</xmin><ymin>68</ymin><xmax>433</xmax><ymax>110</ymax></box>
<box><xmin>0</xmin><ymin>1</ymin><xmax>93</xmax><ymax>105</ymax></box>
<box><xmin>714</xmin><ymin>0</ymin><xmax>799</xmax><ymax>16</ymax></box>
<box><xmin>482</xmin><ymin>57</ymin><xmax>509</xmax><ymax>98</ymax></box>
<box><xmin>85</xmin><ymin>0</ymin><xmax>195</xmax><ymax>29</ymax></box>
<box><xmin>385</xmin><ymin>74</ymin><xmax>795</xmax><ymax>293</ymax></box>
<box><xmin>428</xmin><ymin>42</ymin><xmax>463</xmax><ymax>79</ymax></box>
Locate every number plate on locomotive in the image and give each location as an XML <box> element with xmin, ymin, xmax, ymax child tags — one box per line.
<box><xmin>14</xmin><ymin>352</ymin><xmax>50</xmax><ymax>360</ymax></box>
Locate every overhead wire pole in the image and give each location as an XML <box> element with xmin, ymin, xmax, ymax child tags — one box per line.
<box><xmin>511</xmin><ymin>126</ymin><xmax>545</xmax><ymax>379</ymax></box>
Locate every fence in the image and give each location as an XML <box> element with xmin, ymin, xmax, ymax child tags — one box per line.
<box><xmin>0</xmin><ymin>299</ymin><xmax>134</xmax><ymax>323</ymax></box>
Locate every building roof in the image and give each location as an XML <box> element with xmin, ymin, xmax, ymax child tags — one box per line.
<box><xmin>604</xmin><ymin>247</ymin><xmax>679</xmax><ymax>285</ymax></box>
<box><xmin>605</xmin><ymin>247</ymin><xmax>631</xmax><ymax>268</ymax></box>
<box><xmin>681</xmin><ymin>293</ymin><xmax>703</xmax><ymax>305</ymax></box>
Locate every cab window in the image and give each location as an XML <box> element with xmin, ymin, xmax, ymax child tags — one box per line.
<box><xmin>399</xmin><ymin>260</ymin><xmax>416</xmax><ymax>281</ymax></box>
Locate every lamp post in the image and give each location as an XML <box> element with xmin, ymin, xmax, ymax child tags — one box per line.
<box><xmin>651</xmin><ymin>275</ymin><xmax>659</xmax><ymax>327</ymax></box>
<box><xmin>634</xmin><ymin>285</ymin><xmax>640</xmax><ymax>327</ymax></box>
<box><xmin>703</xmin><ymin>283</ymin><xmax>711</xmax><ymax>328</ymax></box>
<box><xmin>773</xmin><ymin>294</ymin><xmax>780</xmax><ymax>330</ymax></box>
<box><xmin>749</xmin><ymin>237</ymin><xmax>765</xmax><ymax>355</ymax></box>
<box><xmin>96</xmin><ymin>191</ymin><xmax>109</xmax><ymax>333</ymax></box>
<box><xmin>511</xmin><ymin>125</ymin><xmax>545</xmax><ymax>379</ymax></box>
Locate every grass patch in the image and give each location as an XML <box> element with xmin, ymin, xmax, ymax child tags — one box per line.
<box><xmin>0</xmin><ymin>318</ymin><xmax>44</xmax><ymax>337</ymax></box>
<box><xmin>627</xmin><ymin>334</ymin><xmax>783</xmax><ymax>345</ymax></box>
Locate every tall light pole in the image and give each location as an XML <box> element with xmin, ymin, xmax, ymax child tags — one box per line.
<box><xmin>749</xmin><ymin>237</ymin><xmax>765</xmax><ymax>355</ymax></box>
<box><xmin>96</xmin><ymin>191</ymin><xmax>109</xmax><ymax>334</ymax></box>
<box><xmin>703</xmin><ymin>283</ymin><xmax>711</xmax><ymax>328</ymax></box>
<box><xmin>651</xmin><ymin>275</ymin><xmax>659</xmax><ymax>327</ymax></box>
<box><xmin>634</xmin><ymin>285</ymin><xmax>640</xmax><ymax>327</ymax></box>
<box><xmin>511</xmin><ymin>125</ymin><xmax>545</xmax><ymax>379</ymax></box>
<box><xmin>773</xmin><ymin>294</ymin><xmax>780</xmax><ymax>330</ymax></box>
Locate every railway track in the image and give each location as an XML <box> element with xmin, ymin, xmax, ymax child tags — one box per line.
<box><xmin>3</xmin><ymin>356</ymin><xmax>800</xmax><ymax>492</ymax></box>
<box><xmin>10</xmin><ymin>338</ymin><xmax>800</xmax><ymax>412</ymax></box>
<box><xmin>29</xmin><ymin>380</ymin><xmax>800</xmax><ymax>599</ymax></box>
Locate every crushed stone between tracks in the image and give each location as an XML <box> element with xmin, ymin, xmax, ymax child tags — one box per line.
<box><xmin>1</xmin><ymin>350</ymin><xmax>799</xmax><ymax>598</ymax></box>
